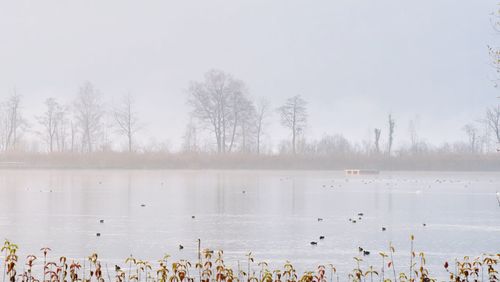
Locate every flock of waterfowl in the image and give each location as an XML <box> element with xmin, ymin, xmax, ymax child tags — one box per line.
<box><xmin>90</xmin><ymin>175</ymin><xmax>498</xmax><ymax>252</ymax></box>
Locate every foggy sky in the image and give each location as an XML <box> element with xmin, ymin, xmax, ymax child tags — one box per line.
<box><xmin>0</xmin><ymin>0</ymin><xmax>498</xmax><ymax>150</ymax></box>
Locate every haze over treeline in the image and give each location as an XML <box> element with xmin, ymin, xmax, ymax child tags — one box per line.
<box><xmin>0</xmin><ymin>69</ymin><xmax>499</xmax><ymax>160</ymax></box>
<box><xmin>1</xmin><ymin>0</ymin><xmax>500</xmax><ymax>169</ymax></box>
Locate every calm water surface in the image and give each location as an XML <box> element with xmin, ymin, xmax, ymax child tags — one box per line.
<box><xmin>0</xmin><ymin>170</ymin><xmax>499</xmax><ymax>278</ymax></box>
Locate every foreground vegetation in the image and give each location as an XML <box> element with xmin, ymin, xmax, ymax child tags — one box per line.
<box><xmin>1</xmin><ymin>236</ymin><xmax>498</xmax><ymax>282</ymax></box>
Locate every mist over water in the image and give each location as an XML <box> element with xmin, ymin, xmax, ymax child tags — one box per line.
<box><xmin>0</xmin><ymin>170</ymin><xmax>498</xmax><ymax>279</ymax></box>
<box><xmin>1</xmin><ymin>1</ymin><xmax>500</xmax><ymax>281</ymax></box>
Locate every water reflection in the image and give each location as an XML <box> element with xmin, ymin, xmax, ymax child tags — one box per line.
<box><xmin>0</xmin><ymin>170</ymin><xmax>498</xmax><ymax>278</ymax></box>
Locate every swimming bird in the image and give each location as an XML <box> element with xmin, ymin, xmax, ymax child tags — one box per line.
<box><xmin>319</xmin><ymin>236</ymin><xmax>325</xmax><ymax>240</ymax></box>
<box><xmin>179</xmin><ymin>245</ymin><xmax>184</xmax><ymax>250</ymax></box>
<box><xmin>99</xmin><ymin>219</ymin><xmax>104</xmax><ymax>223</ymax></box>
<box><xmin>310</xmin><ymin>241</ymin><xmax>318</xmax><ymax>246</ymax></box>
<box><xmin>96</xmin><ymin>233</ymin><xmax>101</xmax><ymax>237</ymax></box>
<box><xmin>317</xmin><ymin>218</ymin><xmax>323</xmax><ymax>222</ymax></box>
<box><xmin>363</xmin><ymin>250</ymin><xmax>370</xmax><ymax>256</ymax></box>
<box><xmin>382</xmin><ymin>227</ymin><xmax>386</xmax><ymax>231</ymax></box>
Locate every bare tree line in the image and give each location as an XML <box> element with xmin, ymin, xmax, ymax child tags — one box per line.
<box><xmin>0</xmin><ymin>70</ymin><xmax>499</xmax><ymax>157</ymax></box>
<box><xmin>0</xmin><ymin>82</ymin><xmax>142</xmax><ymax>154</ymax></box>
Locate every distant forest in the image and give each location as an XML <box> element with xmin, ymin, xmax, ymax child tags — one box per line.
<box><xmin>0</xmin><ymin>69</ymin><xmax>499</xmax><ymax>170</ymax></box>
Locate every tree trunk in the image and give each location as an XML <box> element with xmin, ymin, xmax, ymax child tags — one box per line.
<box><xmin>256</xmin><ymin>125</ymin><xmax>261</xmax><ymax>155</ymax></box>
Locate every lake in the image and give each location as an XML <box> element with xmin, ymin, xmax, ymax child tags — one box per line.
<box><xmin>0</xmin><ymin>169</ymin><xmax>499</xmax><ymax>279</ymax></box>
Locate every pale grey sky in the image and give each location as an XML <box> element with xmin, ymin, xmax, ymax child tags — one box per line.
<box><xmin>0</xmin><ymin>0</ymin><xmax>498</xmax><ymax>150</ymax></box>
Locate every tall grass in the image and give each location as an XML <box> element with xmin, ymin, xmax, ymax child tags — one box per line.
<box><xmin>0</xmin><ymin>237</ymin><xmax>497</xmax><ymax>282</ymax></box>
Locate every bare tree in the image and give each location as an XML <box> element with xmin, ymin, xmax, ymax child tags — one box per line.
<box><xmin>463</xmin><ymin>123</ymin><xmax>479</xmax><ymax>153</ymax></box>
<box><xmin>387</xmin><ymin>114</ymin><xmax>395</xmax><ymax>155</ymax></box>
<box><xmin>187</xmin><ymin>69</ymin><xmax>251</xmax><ymax>153</ymax></box>
<box><xmin>408</xmin><ymin>118</ymin><xmax>418</xmax><ymax>151</ymax></box>
<box><xmin>182</xmin><ymin>118</ymin><xmax>199</xmax><ymax>153</ymax></box>
<box><xmin>2</xmin><ymin>92</ymin><xmax>25</xmax><ymax>151</ymax></box>
<box><xmin>37</xmin><ymin>98</ymin><xmax>65</xmax><ymax>153</ymax></box>
<box><xmin>113</xmin><ymin>94</ymin><xmax>141</xmax><ymax>152</ymax></box>
<box><xmin>73</xmin><ymin>81</ymin><xmax>104</xmax><ymax>153</ymax></box>
<box><xmin>54</xmin><ymin>108</ymin><xmax>70</xmax><ymax>152</ymax></box>
<box><xmin>277</xmin><ymin>95</ymin><xmax>307</xmax><ymax>154</ymax></box>
<box><xmin>374</xmin><ymin>128</ymin><xmax>381</xmax><ymax>153</ymax></box>
<box><xmin>227</xmin><ymin>90</ymin><xmax>254</xmax><ymax>153</ymax></box>
<box><xmin>238</xmin><ymin>98</ymin><xmax>257</xmax><ymax>153</ymax></box>
<box><xmin>70</xmin><ymin>120</ymin><xmax>77</xmax><ymax>153</ymax></box>
<box><xmin>255</xmin><ymin>98</ymin><xmax>270</xmax><ymax>154</ymax></box>
<box><xmin>485</xmin><ymin>106</ymin><xmax>500</xmax><ymax>144</ymax></box>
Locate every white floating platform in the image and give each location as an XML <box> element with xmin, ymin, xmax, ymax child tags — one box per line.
<box><xmin>344</xmin><ymin>169</ymin><xmax>380</xmax><ymax>175</ymax></box>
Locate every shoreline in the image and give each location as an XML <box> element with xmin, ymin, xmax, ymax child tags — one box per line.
<box><xmin>0</xmin><ymin>152</ymin><xmax>499</xmax><ymax>171</ymax></box>
<box><xmin>0</xmin><ymin>154</ymin><xmax>500</xmax><ymax>172</ymax></box>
